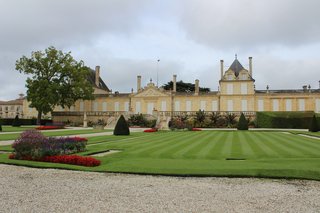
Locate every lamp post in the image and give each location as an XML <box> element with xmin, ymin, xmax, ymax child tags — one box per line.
<box><xmin>156</xmin><ymin>59</ymin><xmax>160</xmax><ymax>87</ymax></box>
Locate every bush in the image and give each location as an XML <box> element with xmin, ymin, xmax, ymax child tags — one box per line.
<box><xmin>40</xmin><ymin>155</ymin><xmax>101</xmax><ymax>167</ymax></box>
<box><xmin>144</xmin><ymin>128</ymin><xmax>157</xmax><ymax>133</ymax></box>
<box><xmin>36</xmin><ymin>125</ymin><xmax>64</xmax><ymax>130</ymax></box>
<box><xmin>11</xmin><ymin>130</ymin><xmax>87</xmax><ymax>160</ymax></box>
<box><xmin>114</xmin><ymin>115</ymin><xmax>130</xmax><ymax>135</ymax></box>
<box><xmin>309</xmin><ymin>114</ymin><xmax>319</xmax><ymax>132</ymax></box>
<box><xmin>12</xmin><ymin>115</ymin><xmax>21</xmax><ymax>127</ymax></box>
<box><xmin>237</xmin><ymin>113</ymin><xmax>248</xmax><ymax>130</ymax></box>
<box><xmin>0</xmin><ymin>118</ymin><xmax>52</xmax><ymax>125</ymax></box>
<box><xmin>256</xmin><ymin>112</ymin><xmax>315</xmax><ymax>129</ymax></box>
<box><xmin>0</xmin><ymin>119</ymin><xmax>2</xmax><ymax>131</ymax></box>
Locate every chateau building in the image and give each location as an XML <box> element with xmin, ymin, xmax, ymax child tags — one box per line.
<box><xmin>50</xmin><ymin>56</ymin><xmax>320</xmax><ymax>126</ymax></box>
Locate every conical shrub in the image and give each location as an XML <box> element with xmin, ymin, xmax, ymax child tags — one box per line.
<box><xmin>12</xmin><ymin>115</ymin><xmax>21</xmax><ymax>127</ymax></box>
<box><xmin>113</xmin><ymin>115</ymin><xmax>130</xmax><ymax>135</ymax></box>
<box><xmin>309</xmin><ymin>114</ymin><xmax>319</xmax><ymax>132</ymax></box>
<box><xmin>237</xmin><ymin>113</ymin><xmax>248</xmax><ymax>130</ymax></box>
<box><xmin>0</xmin><ymin>119</ymin><xmax>2</xmax><ymax>131</ymax></box>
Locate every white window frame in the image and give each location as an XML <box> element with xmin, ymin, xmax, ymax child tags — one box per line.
<box><xmin>241</xmin><ymin>100</ymin><xmax>248</xmax><ymax>111</ymax></box>
<box><xmin>227</xmin><ymin>83</ymin><xmax>233</xmax><ymax>95</ymax></box>
<box><xmin>272</xmin><ymin>99</ymin><xmax>279</xmax><ymax>111</ymax></box>
<box><xmin>212</xmin><ymin>100</ymin><xmax>218</xmax><ymax>111</ymax></box>
<box><xmin>161</xmin><ymin>101</ymin><xmax>167</xmax><ymax>111</ymax></box>
<box><xmin>200</xmin><ymin>101</ymin><xmax>206</xmax><ymax>111</ymax></box>
<box><xmin>241</xmin><ymin>83</ymin><xmax>247</xmax><ymax>95</ymax></box>
<box><xmin>124</xmin><ymin>102</ymin><xmax>129</xmax><ymax>112</ymax></box>
<box><xmin>298</xmin><ymin>99</ymin><xmax>305</xmax><ymax>111</ymax></box>
<box><xmin>227</xmin><ymin>100</ymin><xmax>233</xmax><ymax>111</ymax></box>
<box><xmin>258</xmin><ymin>100</ymin><xmax>264</xmax><ymax>111</ymax></box>
<box><xmin>114</xmin><ymin>102</ymin><xmax>120</xmax><ymax>111</ymax></box>
<box><xmin>135</xmin><ymin>102</ymin><xmax>141</xmax><ymax>114</ymax></box>
<box><xmin>102</xmin><ymin>102</ymin><xmax>107</xmax><ymax>111</ymax></box>
<box><xmin>285</xmin><ymin>99</ymin><xmax>292</xmax><ymax>111</ymax></box>
<box><xmin>186</xmin><ymin>100</ymin><xmax>192</xmax><ymax>111</ymax></box>
<box><xmin>175</xmin><ymin>101</ymin><xmax>180</xmax><ymax>111</ymax></box>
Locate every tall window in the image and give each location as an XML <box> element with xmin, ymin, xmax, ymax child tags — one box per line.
<box><xmin>92</xmin><ymin>102</ymin><xmax>98</xmax><ymax>111</ymax></box>
<box><xmin>227</xmin><ymin>100</ymin><xmax>233</xmax><ymax>111</ymax></box>
<box><xmin>316</xmin><ymin>99</ymin><xmax>320</xmax><ymax>113</ymax></box>
<box><xmin>227</xmin><ymin>84</ymin><xmax>233</xmax><ymax>95</ymax></box>
<box><xmin>200</xmin><ymin>101</ymin><xmax>206</xmax><ymax>111</ymax></box>
<box><xmin>298</xmin><ymin>99</ymin><xmax>305</xmax><ymax>111</ymax></box>
<box><xmin>102</xmin><ymin>102</ymin><xmax>107</xmax><ymax>111</ymax></box>
<box><xmin>175</xmin><ymin>101</ymin><xmax>180</xmax><ymax>111</ymax></box>
<box><xmin>227</xmin><ymin>74</ymin><xmax>233</xmax><ymax>80</ymax></box>
<box><xmin>258</xmin><ymin>100</ymin><xmax>264</xmax><ymax>111</ymax></box>
<box><xmin>186</xmin><ymin>101</ymin><xmax>192</xmax><ymax>111</ymax></box>
<box><xmin>79</xmin><ymin>101</ymin><xmax>84</xmax><ymax>111</ymax></box>
<box><xmin>240</xmin><ymin>73</ymin><xmax>247</xmax><ymax>80</ymax></box>
<box><xmin>241</xmin><ymin>100</ymin><xmax>247</xmax><ymax>111</ymax></box>
<box><xmin>272</xmin><ymin>99</ymin><xmax>279</xmax><ymax>111</ymax></box>
<box><xmin>161</xmin><ymin>101</ymin><xmax>166</xmax><ymax>111</ymax></box>
<box><xmin>212</xmin><ymin>100</ymin><xmax>218</xmax><ymax>111</ymax></box>
<box><xmin>241</xmin><ymin>83</ymin><xmax>247</xmax><ymax>94</ymax></box>
<box><xmin>285</xmin><ymin>99</ymin><xmax>292</xmax><ymax>111</ymax></box>
<box><xmin>124</xmin><ymin>102</ymin><xmax>129</xmax><ymax>112</ymax></box>
<box><xmin>135</xmin><ymin>102</ymin><xmax>141</xmax><ymax>114</ymax></box>
<box><xmin>114</xmin><ymin>102</ymin><xmax>119</xmax><ymax>111</ymax></box>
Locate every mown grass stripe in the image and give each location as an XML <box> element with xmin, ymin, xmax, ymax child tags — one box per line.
<box><xmin>247</xmin><ymin>132</ymin><xmax>281</xmax><ymax>158</ymax></box>
<box><xmin>201</xmin><ymin>132</ymin><xmax>226</xmax><ymax>159</ymax></box>
<box><xmin>237</xmin><ymin>131</ymin><xmax>255</xmax><ymax>158</ymax></box>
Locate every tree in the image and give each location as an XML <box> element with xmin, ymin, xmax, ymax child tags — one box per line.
<box><xmin>162</xmin><ymin>80</ymin><xmax>210</xmax><ymax>92</ymax></box>
<box><xmin>195</xmin><ymin>110</ymin><xmax>206</xmax><ymax>127</ymax></box>
<box><xmin>114</xmin><ymin>115</ymin><xmax>130</xmax><ymax>135</ymax></box>
<box><xmin>12</xmin><ymin>115</ymin><xmax>21</xmax><ymax>127</ymax></box>
<box><xmin>16</xmin><ymin>46</ymin><xmax>94</xmax><ymax>124</ymax></box>
<box><xmin>309</xmin><ymin>114</ymin><xmax>319</xmax><ymax>132</ymax></box>
<box><xmin>237</xmin><ymin>113</ymin><xmax>248</xmax><ymax>130</ymax></box>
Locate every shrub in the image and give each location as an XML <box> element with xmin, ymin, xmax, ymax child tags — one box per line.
<box><xmin>195</xmin><ymin>110</ymin><xmax>206</xmax><ymax>127</ymax></box>
<box><xmin>36</xmin><ymin>125</ymin><xmax>64</xmax><ymax>130</ymax></box>
<box><xmin>256</xmin><ymin>111</ymin><xmax>314</xmax><ymax>129</ymax></box>
<box><xmin>237</xmin><ymin>113</ymin><xmax>249</xmax><ymax>130</ymax></box>
<box><xmin>12</xmin><ymin>115</ymin><xmax>21</xmax><ymax>127</ymax></box>
<box><xmin>144</xmin><ymin>128</ymin><xmax>157</xmax><ymax>133</ymax></box>
<box><xmin>225</xmin><ymin>113</ymin><xmax>237</xmax><ymax>128</ymax></box>
<box><xmin>128</xmin><ymin>114</ymin><xmax>147</xmax><ymax>127</ymax></box>
<box><xmin>309</xmin><ymin>114</ymin><xmax>319</xmax><ymax>132</ymax></box>
<box><xmin>192</xmin><ymin>128</ymin><xmax>202</xmax><ymax>131</ymax></box>
<box><xmin>11</xmin><ymin>130</ymin><xmax>87</xmax><ymax>160</ymax></box>
<box><xmin>41</xmin><ymin>155</ymin><xmax>101</xmax><ymax>167</ymax></box>
<box><xmin>0</xmin><ymin>119</ymin><xmax>2</xmax><ymax>131</ymax></box>
<box><xmin>169</xmin><ymin>117</ymin><xmax>186</xmax><ymax>130</ymax></box>
<box><xmin>0</xmin><ymin>118</ymin><xmax>52</xmax><ymax>125</ymax></box>
<box><xmin>114</xmin><ymin>115</ymin><xmax>130</xmax><ymax>135</ymax></box>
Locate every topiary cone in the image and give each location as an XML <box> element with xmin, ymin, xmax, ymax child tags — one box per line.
<box><xmin>237</xmin><ymin>113</ymin><xmax>249</xmax><ymax>130</ymax></box>
<box><xmin>113</xmin><ymin>115</ymin><xmax>130</xmax><ymax>135</ymax></box>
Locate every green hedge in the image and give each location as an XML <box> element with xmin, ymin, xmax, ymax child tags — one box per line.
<box><xmin>256</xmin><ymin>111</ymin><xmax>319</xmax><ymax>129</ymax></box>
<box><xmin>0</xmin><ymin>118</ymin><xmax>52</xmax><ymax>126</ymax></box>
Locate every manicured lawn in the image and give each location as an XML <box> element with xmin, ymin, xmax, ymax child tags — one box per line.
<box><xmin>1</xmin><ymin>131</ymin><xmax>320</xmax><ymax>180</ymax></box>
<box><xmin>0</xmin><ymin>126</ymin><xmax>36</xmax><ymax>132</ymax></box>
<box><xmin>0</xmin><ymin>129</ymin><xmax>112</xmax><ymax>141</ymax></box>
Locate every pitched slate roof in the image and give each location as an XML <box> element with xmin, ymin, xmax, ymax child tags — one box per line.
<box><xmin>88</xmin><ymin>69</ymin><xmax>110</xmax><ymax>92</ymax></box>
<box><xmin>229</xmin><ymin>59</ymin><xmax>245</xmax><ymax>77</ymax></box>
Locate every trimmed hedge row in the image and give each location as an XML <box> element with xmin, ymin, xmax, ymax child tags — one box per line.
<box><xmin>255</xmin><ymin>111</ymin><xmax>320</xmax><ymax>129</ymax></box>
<box><xmin>0</xmin><ymin>118</ymin><xmax>52</xmax><ymax>125</ymax></box>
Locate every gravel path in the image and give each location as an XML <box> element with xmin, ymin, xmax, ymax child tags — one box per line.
<box><xmin>1</xmin><ymin>164</ymin><xmax>320</xmax><ymax>213</ymax></box>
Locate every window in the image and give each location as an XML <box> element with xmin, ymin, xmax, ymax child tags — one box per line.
<box><xmin>135</xmin><ymin>102</ymin><xmax>141</xmax><ymax>114</ymax></box>
<box><xmin>241</xmin><ymin>100</ymin><xmax>247</xmax><ymax>111</ymax></box>
<box><xmin>92</xmin><ymin>102</ymin><xmax>98</xmax><ymax>111</ymax></box>
<box><xmin>298</xmin><ymin>99</ymin><xmax>305</xmax><ymax>111</ymax></box>
<box><xmin>80</xmin><ymin>101</ymin><xmax>84</xmax><ymax>111</ymax></box>
<box><xmin>147</xmin><ymin>103</ymin><xmax>154</xmax><ymax>114</ymax></box>
<box><xmin>272</xmin><ymin>99</ymin><xmax>279</xmax><ymax>111</ymax></box>
<box><xmin>240</xmin><ymin>73</ymin><xmax>247</xmax><ymax>80</ymax></box>
<box><xmin>227</xmin><ymin>74</ymin><xmax>233</xmax><ymax>80</ymax></box>
<box><xmin>102</xmin><ymin>102</ymin><xmax>107</xmax><ymax>111</ymax></box>
<box><xmin>212</xmin><ymin>100</ymin><xmax>218</xmax><ymax>111</ymax></box>
<box><xmin>227</xmin><ymin>100</ymin><xmax>233</xmax><ymax>111</ymax></box>
<box><xmin>241</xmin><ymin>83</ymin><xmax>247</xmax><ymax>94</ymax></box>
<box><xmin>285</xmin><ymin>99</ymin><xmax>292</xmax><ymax>111</ymax></box>
<box><xmin>124</xmin><ymin>102</ymin><xmax>129</xmax><ymax>112</ymax></box>
<box><xmin>186</xmin><ymin>101</ymin><xmax>192</xmax><ymax>111</ymax></box>
<box><xmin>175</xmin><ymin>101</ymin><xmax>180</xmax><ymax>111</ymax></box>
<box><xmin>70</xmin><ymin>106</ymin><xmax>75</xmax><ymax>111</ymax></box>
<box><xmin>114</xmin><ymin>102</ymin><xmax>119</xmax><ymax>111</ymax></box>
<box><xmin>316</xmin><ymin>99</ymin><xmax>320</xmax><ymax>113</ymax></box>
<box><xmin>258</xmin><ymin>100</ymin><xmax>264</xmax><ymax>111</ymax></box>
<box><xmin>227</xmin><ymin>84</ymin><xmax>233</xmax><ymax>95</ymax></box>
<box><xmin>161</xmin><ymin>101</ymin><xmax>166</xmax><ymax>111</ymax></box>
<box><xmin>200</xmin><ymin>101</ymin><xmax>206</xmax><ymax>111</ymax></box>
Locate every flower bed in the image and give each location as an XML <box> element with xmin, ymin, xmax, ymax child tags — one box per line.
<box><xmin>191</xmin><ymin>128</ymin><xmax>202</xmax><ymax>131</ymax></box>
<box><xmin>9</xmin><ymin>154</ymin><xmax>100</xmax><ymax>167</ymax></box>
<box><xmin>36</xmin><ymin>125</ymin><xmax>64</xmax><ymax>130</ymax></box>
<box><xmin>11</xmin><ymin>130</ymin><xmax>88</xmax><ymax>160</ymax></box>
<box><xmin>144</xmin><ymin>128</ymin><xmax>158</xmax><ymax>133</ymax></box>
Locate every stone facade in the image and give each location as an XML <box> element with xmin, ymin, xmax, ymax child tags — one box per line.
<box><xmin>49</xmin><ymin>56</ymin><xmax>320</xmax><ymax>127</ymax></box>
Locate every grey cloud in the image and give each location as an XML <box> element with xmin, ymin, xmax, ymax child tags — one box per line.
<box><xmin>179</xmin><ymin>0</ymin><xmax>320</xmax><ymax>49</ymax></box>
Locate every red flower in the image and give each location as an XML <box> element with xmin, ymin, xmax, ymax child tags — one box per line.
<box><xmin>144</xmin><ymin>128</ymin><xmax>157</xmax><ymax>133</ymax></box>
<box><xmin>192</xmin><ymin>128</ymin><xmax>202</xmax><ymax>131</ymax></box>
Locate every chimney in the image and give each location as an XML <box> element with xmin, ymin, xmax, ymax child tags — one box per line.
<box><xmin>137</xmin><ymin>75</ymin><xmax>141</xmax><ymax>92</ymax></box>
<box><xmin>95</xmin><ymin>66</ymin><xmax>100</xmax><ymax>87</ymax></box>
<box><xmin>220</xmin><ymin>60</ymin><xmax>224</xmax><ymax>80</ymax></box>
<box><xmin>249</xmin><ymin>57</ymin><xmax>252</xmax><ymax>77</ymax></box>
<box><xmin>195</xmin><ymin>79</ymin><xmax>199</xmax><ymax>95</ymax></box>
<box><xmin>173</xmin><ymin>74</ymin><xmax>177</xmax><ymax>92</ymax></box>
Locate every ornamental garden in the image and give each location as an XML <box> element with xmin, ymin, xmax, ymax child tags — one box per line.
<box><xmin>0</xmin><ymin>112</ymin><xmax>320</xmax><ymax>180</ymax></box>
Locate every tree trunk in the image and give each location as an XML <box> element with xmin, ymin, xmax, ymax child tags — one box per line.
<box><xmin>37</xmin><ymin>110</ymin><xmax>42</xmax><ymax>125</ymax></box>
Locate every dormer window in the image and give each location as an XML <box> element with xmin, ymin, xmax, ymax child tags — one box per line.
<box><xmin>227</xmin><ymin>74</ymin><xmax>233</xmax><ymax>80</ymax></box>
<box><xmin>240</xmin><ymin>73</ymin><xmax>247</xmax><ymax>80</ymax></box>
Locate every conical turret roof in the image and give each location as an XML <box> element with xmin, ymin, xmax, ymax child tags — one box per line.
<box><xmin>229</xmin><ymin>58</ymin><xmax>245</xmax><ymax>77</ymax></box>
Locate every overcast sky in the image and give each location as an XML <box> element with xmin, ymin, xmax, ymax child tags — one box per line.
<box><xmin>1</xmin><ymin>0</ymin><xmax>320</xmax><ymax>100</ymax></box>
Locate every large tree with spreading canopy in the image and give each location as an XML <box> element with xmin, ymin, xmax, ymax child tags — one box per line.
<box><xmin>16</xmin><ymin>46</ymin><xmax>94</xmax><ymax>124</ymax></box>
